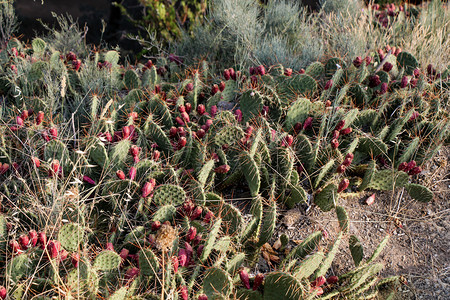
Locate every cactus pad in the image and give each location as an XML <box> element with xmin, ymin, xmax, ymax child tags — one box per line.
<box><xmin>263</xmin><ymin>272</ymin><xmax>304</xmax><ymax>300</ymax></box>
<box><xmin>203</xmin><ymin>267</ymin><xmax>233</xmax><ymax>299</ymax></box>
<box><xmin>139</xmin><ymin>248</ymin><xmax>160</xmax><ymax>276</ymax></box>
<box><xmin>93</xmin><ymin>250</ymin><xmax>121</xmax><ymax>271</ymax></box>
<box><xmin>405</xmin><ymin>183</ymin><xmax>433</xmax><ymax>202</ymax></box>
<box><xmin>152</xmin><ymin>184</ymin><xmax>186</xmax><ymax>206</ymax></box>
<box><xmin>58</xmin><ymin>223</ymin><xmax>84</xmax><ymax>251</ymax></box>
<box><xmin>349</xmin><ymin>235</ymin><xmax>364</xmax><ymax>267</ymax></box>
<box><xmin>314</xmin><ymin>184</ymin><xmax>338</xmax><ymax>212</ymax></box>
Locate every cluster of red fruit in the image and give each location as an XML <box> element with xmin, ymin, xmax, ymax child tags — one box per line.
<box><xmin>398</xmin><ymin>160</ymin><xmax>422</xmax><ymax>176</ymax></box>
<box><xmin>309</xmin><ymin>275</ymin><xmax>339</xmax><ymax>296</ymax></box>
<box><xmin>239</xmin><ymin>268</ymin><xmax>265</xmax><ymax>291</ymax></box>
<box><xmin>331</xmin><ymin>120</ymin><xmax>353</xmax><ymax>150</ymax></box>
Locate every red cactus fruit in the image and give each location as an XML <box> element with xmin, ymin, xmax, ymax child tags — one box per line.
<box><xmin>294</xmin><ymin>122</ymin><xmax>303</xmax><ymax>133</ymax></box>
<box><xmin>48</xmin><ymin>240</ymin><xmax>61</xmax><ymax>259</ymax></box>
<box><xmin>257</xmin><ymin>65</ymin><xmax>266</xmax><ymax>75</ymax></box>
<box><xmin>129</xmin><ymin>167</ymin><xmax>137</xmax><ymax>180</ymax></box>
<box><xmin>327</xmin><ymin>276</ymin><xmax>339</xmax><ymax>284</ymax></box>
<box><xmin>185</xmin><ymin>103</ymin><xmax>192</xmax><ymax>113</ymax></box>
<box><xmin>186</xmin><ymin>226</ymin><xmax>197</xmax><ymax>242</ymax></box>
<box><xmin>214</xmin><ymin>164</ymin><xmax>230</xmax><ymax>174</ymax></box>
<box><xmin>312</xmin><ymin>276</ymin><xmax>326</xmax><ymax>287</ymax></box>
<box><xmin>106</xmin><ymin>242</ymin><xmax>114</xmax><ymax>251</ymax></box>
<box><xmin>171</xmin><ymin>256</ymin><xmax>179</xmax><ymax>273</ymax></box>
<box><xmin>72</xmin><ymin>59</ymin><xmax>81</xmax><ymax>71</ymax></box>
<box><xmin>185</xmin><ymin>83</ymin><xmax>194</xmax><ymax>93</ymax></box>
<box><xmin>196</xmin><ymin>104</ymin><xmax>206</xmax><ymax>115</ymax></box>
<box><xmin>66</xmin><ymin>51</ymin><xmax>77</xmax><ymax>61</ymax></box>
<box><xmin>338</xmin><ymin>178</ymin><xmax>350</xmax><ymax>193</ymax></box>
<box><xmin>178</xmin><ymin>105</ymin><xmax>186</xmax><ymax>113</ymax></box>
<box><xmin>409</xmin><ymin>111</ymin><xmax>419</xmax><ymax>122</ymax></box>
<box><xmin>262</xmin><ymin>105</ymin><xmax>269</xmax><ymax>117</ymax></box>
<box><xmin>60</xmin><ymin>249</ymin><xmax>69</xmax><ymax>261</ymax></box>
<box><xmin>219</xmin><ymin>81</ymin><xmax>226</xmax><ymax>92</ymax></box>
<box><xmin>400</xmin><ymin>76</ymin><xmax>409</xmax><ymax>88</ymax></box>
<box><xmin>16</xmin><ymin>116</ymin><xmax>24</xmax><ymax>127</ymax></box>
<box><xmin>36</xmin><ymin>111</ymin><xmax>44</xmax><ymax>125</ymax></box>
<box><xmin>119</xmin><ymin>248</ymin><xmax>129</xmax><ymax>262</ymax></box>
<box><xmin>284</xmin><ymin>68</ymin><xmax>293</xmax><ymax>76</ymax></box>
<box><xmin>83</xmin><ymin>175</ymin><xmax>96</xmax><ymax>185</ymax></box>
<box><xmin>335</xmin><ymin>120</ymin><xmax>346</xmax><ymax>132</ymax></box>
<box><xmin>203</xmin><ymin>210</ymin><xmax>214</xmax><ymax>224</ymax></box>
<box><xmin>365</xmin><ymin>56</ymin><xmax>372</xmax><ymax>65</ymax></box>
<box><xmin>303</xmin><ymin>117</ymin><xmax>313</xmax><ymax>130</ymax></box>
<box><xmin>239</xmin><ymin>268</ymin><xmax>251</xmax><ymax>289</ymax></box>
<box><xmin>235</xmin><ymin>109</ymin><xmax>243</xmax><ymax>123</ymax></box>
<box><xmin>331</xmin><ymin>138</ymin><xmax>339</xmax><ymax>149</ymax></box>
<box><xmin>178</xmin><ymin>248</ymin><xmax>188</xmax><ymax>267</ymax></box>
<box><xmin>250</xmin><ymin>75</ymin><xmax>258</xmax><ymax>86</ymax></box>
<box><xmin>340</xmin><ymin>127</ymin><xmax>352</xmax><ymax>135</ymax></box>
<box><xmin>29</xmin><ymin>230</ymin><xmax>38</xmax><ymax>247</ymax></box>
<box><xmin>125</xmin><ymin>267</ymin><xmax>140</xmax><ymax>280</ymax></box>
<box><xmin>324</xmin><ymin>79</ymin><xmax>333</xmax><ymax>90</ymax></box>
<box><xmin>178</xmin><ymin>137</ymin><xmax>187</xmax><ymax>150</ymax></box>
<box><xmin>325</xmin><ymin>100</ymin><xmax>332</xmax><ymax>107</ymax></box>
<box><xmin>197</xmin><ymin>244</ymin><xmax>204</xmax><ymax>257</ymax></box>
<box><xmin>190</xmin><ymin>206</ymin><xmax>203</xmax><ymax>221</ymax></box>
<box><xmin>383</xmin><ymin>62</ymin><xmax>393</xmax><ymax>72</ymax></box>
<box><xmin>379</xmin><ymin>82</ymin><xmax>388</xmax><ymax>95</ymax></box>
<box><xmin>229</xmin><ymin>68</ymin><xmax>236</xmax><ymax>80</ymax></box>
<box><xmin>343</xmin><ymin>157</ymin><xmax>352</xmax><ymax>167</ymax></box>
<box><xmin>10</xmin><ymin>240</ymin><xmax>21</xmax><ymax>254</ymax></box>
<box><xmin>144</xmin><ymin>60</ymin><xmax>153</xmax><ymax>70</ymax></box>
<box><xmin>32</xmin><ymin>156</ymin><xmax>40</xmax><ymax>168</ymax></box>
<box><xmin>0</xmin><ymin>286</ymin><xmax>6</xmax><ymax>299</ymax></box>
<box><xmin>105</xmin><ymin>132</ymin><xmax>112</xmax><ymax>143</ymax></box>
<box><xmin>181</xmin><ymin>111</ymin><xmax>190</xmax><ymax>124</ymax></box>
<box><xmin>198</xmin><ymin>294</ymin><xmax>208</xmax><ymax>300</ymax></box>
<box><xmin>130</xmin><ymin>145</ymin><xmax>141</xmax><ymax>158</ymax></box>
<box><xmin>49</xmin><ymin>127</ymin><xmax>58</xmax><ymax>139</ymax></box>
<box><xmin>253</xmin><ymin>273</ymin><xmax>265</xmax><ymax>290</ymax></box>
<box><xmin>406</xmin><ymin>160</ymin><xmax>416</xmax><ymax>172</ymax></box>
<box><xmin>299</xmin><ymin>68</ymin><xmax>305</xmax><ymax>74</ymax></box>
<box><xmin>409</xmin><ymin>166</ymin><xmax>422</xmax><ymax>176</ymax></box>
<box><xmin>38</xmin><ymin>232</ymin><xmax>47</xmax><ymax>249</ymax></box>
<box><xmin>311</xmin><ymin>287</ymin><xmax>324</xmax><ymax>295</ymax></box>
<box><xmin>398</xmin><ymin>162</ymin><xmax>408</xmax><ymax>171</ymax></box>
<box><xmin>169</xmin><ymin>126</ymin><xmax>178</xmax><ymax>138</ymax></box>
<box><xmin>413</xmin><ymin>68</ymin><xmax>420</xmax><ymax>78</ymax></box>
<box><xmin>151</xmin><ymin>150</ymin><xmax>160</xmax><ymax>161</ymax></box>
<box><xmin>211</xmin><ymin>84</ymin><xmax>219</xmax><ymax>95</ymax></box>
<box><xmin>0</xmin><ymin>163</ymin><xmax>9</xmax><ymax>175</ymax></box>
<box><xmin>183</xmin><ymin>199</ymin><xmax>195</xmax><ymax>215</ymax></box>
<box><xmin>142</xmin><ymin>179</ymin><xmax>156</xmax><ymax>198</ymax></box>
<box><xmin>283</xmin><ymin>135</ymin><xmax>294</xmax><ymax>147</ymax></box>
<box><xmin>180</xmin><ymin>286</ymin><xmax>188</xmax><ymax>300</ymax></box>
<box><xmin>50</xmin><ymin>160</ymin><xmax>60</xmax><ymax>176</ymax></box>
<box><xmin>368</xmin><ymin>75</ymin><xmax>381</xmax><ymax>88</ymax></box>
<box><xmin>122</xmin><ymin>126</ymin><xmax>130</xmax><ymax>139</ymax></box>
<box><xmin>19</xmin><ymin>234</ymin><xmax>29</xmax><ymax>250</ymax></box>
<box><xmin>332</xmin><ymin>130</ymin><xmax>340</xmax><ymax>140</ymax></box>
<box><xmin>116</xmin><ymin>170</ymin><xmax>126</xmax><ymax>180</ymax></box>
<box><xmin>152</xmin><ymin>221</ymin><xmax>162</xmax><ymax>232</ymax></box>
<box><xmin>366</xmin><ymin>194</ymin><xmax>376</xmax><ymax>205</ymax></box>
<box><xmin>223</xmin><ymin>69</ymin><xmax>231</xmax><ymax>80</ymax></box>
<box><xmin>71</xmin><ymin>253</ymin><xmax>80</xmax><ymax>268</ymax></box>
<box><xmin>353</xmin><ymin>56</ymin><xmax>363</xmax><ymax>68</ymax></box>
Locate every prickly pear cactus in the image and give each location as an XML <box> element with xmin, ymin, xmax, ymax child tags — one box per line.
<box><xmin>93</xmin><ymin>250</ymin><xmax>121</xmax><ymax>271</ymax></box>
<box><xmin>152</xmin><ymin>184</ymin><xmax>186</xmax><ymax>206</ymax></box>
<box><xmin>58</xmin><ymin>223</ymin><xmax>84</xmax><ymax>251</ymax></box>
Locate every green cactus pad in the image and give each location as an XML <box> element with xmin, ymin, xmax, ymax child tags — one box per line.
<box><xmin>405</xmin><ymin>183</ymin><xmax>433</xmax><ymax>202</ymax></box>
<box><xmin>109</xmin><ymin>139</ymin><xmax>131</xmax><ymax>171</ymax></box>
<box><xmin>200</xmin><ymin>218</ymin><xmax>222</xmax><ymax>262</ymax></box>
<box><xmin>295</xmin><ymin>251</ymin><xmax>324</xmax><ymax>279</ymax></box>
<box><xmin>144</xmin><ymin>118</ymin><xmax>173</xmax><ymax>156</ymax></box>
<box><xmin>28</xmin><ymin>61</ymin><xmax>47</xmax><ymax>81</ymax></box>
<box><xmin>278</xmin><ymin>74</ymin><xmax>317</xmax><ymax>102</ymax></box>
<box><xmin>6</xmin><ymin>253</ymin><xmax>30</xmax><ymax>283</ymax></box>
<box><xmin>152</xmin><ymin>205</ymin><xmax>176</xmax><ymax>222</ymax></box>
<box><xmin>285</xmin><ymin>185</ymin><xmax>307</xmax><ymax>208</ymax></box>
<box><xmin>198</xmin><ymin>160</ymin><xmax>215</xmax><ymax>188</ymax></box>
<box><xmin>305</xmin><ymin>61</ymin><xmax>325</xmax><ymax>79</ymax></box>
<box><xmin>32</xmin><ymin>38</ymin><xmax>46</xmax><ymax>56</ymax></box>
<box><xmin>315</xmin><ymin>232</ymin><xmax>343</xmax><ymax>278</ymax></box>
<box><xmin>256</xmin><ymin>200</ymin><xmax>277</xmax><ymax>247</ymax></box>
<box><xmin>214</xmin><ymin>125</ymin><xmax>245</xmax><ymax>148</ymax></box>
<box><xmin>314</xmin><ymin>184</ymin><xmax>338</xmax><ymax>212</ymax></box>
<box><xmin>241</xmin><ymin>152</ymin><xmax>261</xmax><ymax>197</ymax></box>
<box><xmin>226</xmin><ymin>252</ymin><xmax>246</xmax><ymax>275</ymax></box>
<box><xmin>284</xmin><ymin>231</ymin><xmax>322</xmax><ymax>263</ymax></box>
<box><xmin>397</xmin><ymin>51</ymin><xmax>419</xmax><ymax>75</ymax></box>
<box><xmin>241</xmin><ymin>196</ymin><xmax>263</xmax><ymax>242</ymax></box>
<box><xmin>203</xmin><ymin>267</ymin><xmax>233</xmax><ymax>299</ymax></box>
<box><xmin>139</xmin><ymin>248</ymin><xmax>160</xmax><ymax>276</ymax></box>
<box><xmin>349</xmin><ymin>235</ymin><xmax>364</xmax><ymax>267</ymax></box>
<box><xmin>357</xmin><ymin>137</ymin><xmax>388</xmax><ymax>157</ymax></box>
<box><xmin>104</xmin><ymin>50</ymin><xmax>120</xmax><ymax>66</ymax></box>
<box><xmin>397</xmin><ymin>137</ymin><xmax>420</xmax><ymax>166</ymax></box>
<box><xmin>325</xmin><ymin>57</ymin><xmax>346</xmax><ymax>78</ymax></box>
<box><xmin>336</xmin><ymin>206</ymin><xmax>349</xmax><ymax>233</ymax></box>
<box><xmin>93</xmin><ymin>250</ymin><xmax>121</xmax><ymax>271</ymax></box>
<box><xmin>220</xmin><ymin>202</ymin><xmax>243</xmax><ymax>237</ymax></box>
<box><xmin>109</xmin><ymin>286</ymin><xmax>128</xmax><ymax>300</ymax></box>
<box><xmin>368</xmin><ymin>170</ymin><xmax>409</xmax><ymax>191</ymax></box>
<box><xmin>44</xmin><ymin>139</ymin><xmax>71</xmax><ymax>170</ymax></box>
<box><xmin>284</xmin><ymin>98</ymin><xmax>311</xmax><ymax>131</ymax></box>
<box><xmin>263</xmin><ymin>272</ymin><xmax>304</xmax><ymax>300</ymax></box>
<box><xmin>240</xmin><ymin>90</ymin><xmax>264</xmax><ymax>123</ymax></box>
<box><xmin>89</xmin><ymin>139</ymin><xmax>109</xmax><ymax>168</ymax></box>
<box><xmin>152</xmin><ymin>184</ymin><xmax>186</xmax><ymax>206</ymax></box>
<box><xmin>367</xmin><ymin>235</ymin><xmax>390</xmax><ymax>264</ymax></box>
<box><xmin>236</xmin><ymin>289</ymin><xmax>263</xmax><ymax>300</ymax></box>
<box><xmin>123</xmin><ymin>69</ymin><xmax>140</xmax><ymax>90</ymax></box>
<box><xmin>314</xmin><ymin>159</ymin><xmax>335</xmax><ymax>189</ymax></box>
<box><xmin>58</xmin><ymin>223</ymin><xmax>84</xmax><ymax>251</ymax></box>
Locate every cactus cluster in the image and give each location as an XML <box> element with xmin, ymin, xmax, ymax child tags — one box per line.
<box><xmin>0</xmin><ymin>10</ymin><xmax>448</xmax><ymax>298</ymax></box>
